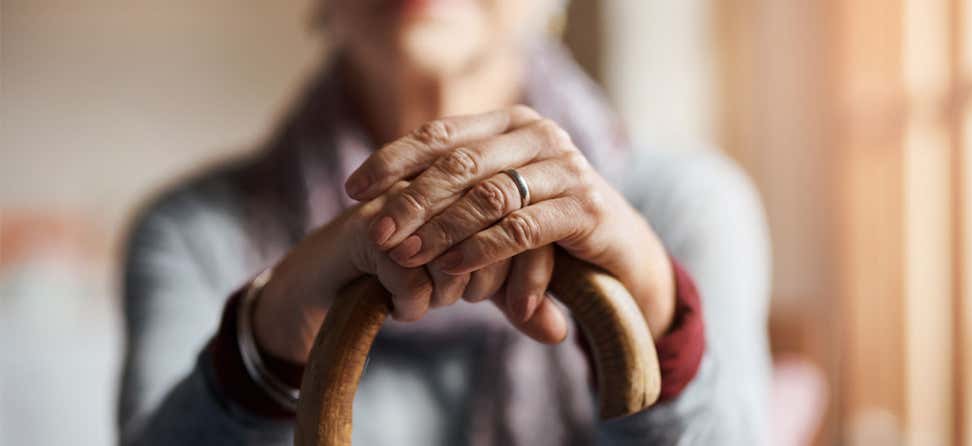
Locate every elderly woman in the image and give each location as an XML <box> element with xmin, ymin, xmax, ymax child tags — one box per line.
<box><xmin>118</xmin><ymin>0</ymin><xmax>770</xmax><ymax>444</ymax></box>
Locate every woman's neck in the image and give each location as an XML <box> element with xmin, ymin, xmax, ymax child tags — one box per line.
<box><xmin>344</xmin><ymin>47</ymin><xmax>525</xmax><ymax>145</ymax></box>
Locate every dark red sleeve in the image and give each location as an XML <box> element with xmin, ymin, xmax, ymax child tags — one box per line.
<box><xmin>575</xmin><ymin>256</ymin><xmax>706</xmax><ymax>404</ymax></box>
<box><xmin>653</xmin><ymin>257</ymin><xmax>705</xmax><ymax>402</ymax></box>
<box><xmin>207</xmin><ymin>287</ymin><xmax>305</xmax><ymax>419</ymax></box>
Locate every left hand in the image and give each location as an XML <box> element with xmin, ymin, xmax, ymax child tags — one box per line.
<box><xmin>345</xmin><ymin>106</ymin><xmax>676</xmax><ymax>338</ymax></box>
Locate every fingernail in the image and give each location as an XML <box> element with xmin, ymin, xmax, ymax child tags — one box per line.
<box><xmin>345</xmin><ymin>175</ymin><xmax>369</xmax><ymax>198</ymax></box>
<box><xmin>515</xmin><ymin>294</ymin><xmax>539</xmax><ymax>322</ymax></box>
<box><xmin>436</xmin><ymin>250</ymin><xmax>463</xmax><ymax>273</ymax></box>
<box><xmin>369</xmin><ymin>216</ymin><xmax>396</xmax><ymax>246</ymax></box>
<box><xmin>390</xmin><ymin>235</ymin><xmax>423</xmax><ymax>264</ymax></box>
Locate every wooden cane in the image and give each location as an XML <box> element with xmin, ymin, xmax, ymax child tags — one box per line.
<box><xmin>295</xmin><ymin>250</ymin><xmax>661</xmax><ymax>446</ymax></box>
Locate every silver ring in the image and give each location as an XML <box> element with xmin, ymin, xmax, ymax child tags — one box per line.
<box><xmin>502</xmin><ymin>168</ymin><xmax>531</xmax><ymax>208</ymax></box>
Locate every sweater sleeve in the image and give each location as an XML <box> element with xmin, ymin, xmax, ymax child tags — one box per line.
<box><xmin>597</xmin><ymin>148</ymin><xmax>772</xmax><ymax>445</ymax></box>
<box><xmin>118</xmin><ymin>192</ymin><xmax>294</xmax><ymax>446</ymax></box>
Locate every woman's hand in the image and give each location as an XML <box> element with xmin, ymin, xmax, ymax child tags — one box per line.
<box><xmin>346</xmin><ymin>106</ymin><xmax>677</xmax><ymax>339</ymax></box>
<box><xmin>250</xmin><ymin>107</ymin><xmax>567</xmax><ymax>364</ymax></box>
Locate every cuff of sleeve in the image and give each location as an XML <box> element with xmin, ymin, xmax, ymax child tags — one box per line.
<box><xmin>208</xmin><ymin>285</ymin><xmax>306</xmax><ymax>419</ymax></box>
<box><xmin>653</xmin><ymin>256</ymin><xmax>706</xmax><ymax>403</ymax></box>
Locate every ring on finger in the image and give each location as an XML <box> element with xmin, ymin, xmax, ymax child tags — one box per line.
<box><xmin>502</xmin><ymin>168</ymin><xmax>531</xmax><ymax>209</ymax></box>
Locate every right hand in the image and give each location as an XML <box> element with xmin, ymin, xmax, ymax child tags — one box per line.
<box><xmin>251</xmin><ymin>109</ymin><xmax>570</xmax><ymax>365</ymax></box>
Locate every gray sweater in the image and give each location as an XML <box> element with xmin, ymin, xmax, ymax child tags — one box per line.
<box><xmin>118</xmin><ymin>42</ymin><xmax>771</xmax><ymax>445</ymax></box>
<box><xmin>118</xmin><ymin>148</ymin><xmax>771</xmax><ymax>445</ymax></box>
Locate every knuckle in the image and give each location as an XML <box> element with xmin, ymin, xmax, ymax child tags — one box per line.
<box><xmin>579</xmin><ymin>165</ymin><xmax>599</xmax><ymax>186</ymax></box>
<box><xmin>535</xmin><ymin>119</ymin><xmax>571</xmax><ymax>148</ymax></box>
<box><xmin>564</xmin><ymin>151</ymin><xmax>590</xmax><ymax>176</ymax></box>
<box><xmin>425</xmin><ymin>218</ymin><xmax>454</xmax><ymax>248</ymax></box>
<box><xmin>471</xmin><ymin>179</ymin><xmax>511</xmax><ymax>216</ymax></box>
<box><xmin>503</xmin><ymin>212</ymin><xmax>541</xmax><ymax>247</ymax></box>
<box><xmin>576</xmin><ymin>187</ymin><xmax>607</xmax><ymax>219</ymax></box>
<box><xmin>437</xmin><ymin>147</ymin><xmax>481</xmax><ymax>179</ymax></box>
<box><xmin>398</xmin><ymin>187</ymin><xmax>431</xmax><ymax>216</ymax></box>
<box><xmin>461</xmin><ymin>238</ymin><xmax>496</xmax><ymax>267</ymax></box>
<box><xmin>388</xmin><ymin>180</ymin><xmax>411</xmax><ymax>195</ymax></box>
<box><xmin>510</xmin><ymin>104</ymin><xmax>540</xmax><ymax>121</ymax></box>
<box><xmin>413</xmin><ymin>120</ymin><xmax>454</xmax><ymax>147</ymax></box>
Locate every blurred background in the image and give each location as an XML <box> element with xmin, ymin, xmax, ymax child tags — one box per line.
<box><xmin>1</xmin><ymin>1</ymin><xmax>969</xmax><ymax>445</ymax></box>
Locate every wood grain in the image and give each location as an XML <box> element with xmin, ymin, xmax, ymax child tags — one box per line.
<box><xmin>295</xmin><ymin>250</ymin><xmax>661</xmax><ymax>446</ymax></box>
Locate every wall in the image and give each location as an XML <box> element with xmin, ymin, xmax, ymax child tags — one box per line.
<box><xmin>1</xmin><ymin>0</ymin><xmax>323</xmax><ymax>231</ymax></box>
<box><xmin>0</xmin><ymin>2</ymin><xmax>322</xmax><ymax>444</ymax></box>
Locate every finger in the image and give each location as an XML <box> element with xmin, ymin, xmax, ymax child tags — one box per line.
<box><xmin>345</xmin><ymin>105</ymin><xmax>540</xmax><ymax>200</ymax></box>
<box><xmin>369</xmin><ymin>118</ymin><xmax>574</xmax><ymax>248</ymax></box>
<box><xmin>427</xmin><ymin>266</ymin><xmax>470</xmax><ymax>308</ymax></box>
<box><xmin>355</xmin><ymin>179</ymin><xmax>411</xmax><ymax>219</ymax></box>
<box><xmin>434</xmin><ymin>197</ymin><xmax>594</xmax><ymax>275</ymax></box>
<box><xmin>462</xmin><ymin>259</ymin><xmax>511</xmax><ymax>302</ymax></box>
<box><xmin>349</xmin><ymin>181</ymin><xmax>414</xmax><ymax>275</ymax></box>
<box><xmin>388</xmin><ymin>158</ymin><xmax>580</xmax><ymax>267</ymax></box>
<box><xmin>505</xmin><ymin>246</ymin><xmax>554</xmax><ymax>322</ymax></box>
<box><xmin>374</xmin><ymin>254</ymin><xmax>433</xmax><ymax>322</ymax></box>
<box><xmin>491</xmin><ymin>292</ymin><xmax>568</xmax><ymax>344</ymax></box>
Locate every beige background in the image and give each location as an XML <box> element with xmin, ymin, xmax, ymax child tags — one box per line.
<box><xmin>1</xmin><ymin>0</ymin><xmax>323</xmax><ymax>231</ymax></box>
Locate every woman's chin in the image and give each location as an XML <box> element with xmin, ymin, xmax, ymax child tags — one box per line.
<box><xmin>397</xmin><ymin>22</ymin><xmax>485</xmax><ymax>75</ymax></box>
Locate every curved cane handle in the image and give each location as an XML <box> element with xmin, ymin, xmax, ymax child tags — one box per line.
<box><xmin>295</xmin><ymin>250</ymin><xmax>661</xmax><ymax>446</ymax></box>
